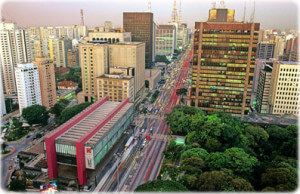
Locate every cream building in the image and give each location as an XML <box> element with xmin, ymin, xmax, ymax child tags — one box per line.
<box><xmin>0</xmin><ymin>22</ymin><xmax>31</xmax><ymax>94</ymax></box>
<box><xmin>97</xmin><ymin>73</ymin><xmax>134</xmax><ymax>102</ymax></box>
<box><xmin>33</xmin><ymin>57</ymin><xmax>57</xmax><ymax>109</ymax></box>
<box><xmin>77</xmin><ymin>39</ymin><xmax>145</xmax><ymax>103</ymax></box>
<box><xmin>268</xmin><ymin>61</ymin><xmax>300</xmax><ymax>115</ymax></box>
<box><xmin>88</xmin><ymin>32</ymin><xmax>131</xmax><ymax>43</ymax></box>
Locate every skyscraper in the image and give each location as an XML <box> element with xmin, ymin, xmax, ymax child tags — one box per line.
<box><xmin>0</xmin><ymin>22</ymin><xmax>31</xmax><ymax>94</ymax></box>
<box><xmin>191</xmin><ymin>7</ymin><xmax>260</xmax><ymax>117</ymax></box>
<box><xmin>155</xmin><ymin>24</ymin><xmax>177</xmax><ymax>57</ymax></box>
<box><xmin>123</xmin><ymin>12</ymin><xmax>154</xmax><ymax>67</ymax></box>
<box><xmin>268</xmin><ymin>61</ymin><xmax>299</xmax><ymax>115</ymax></box>
<box><xmin>257</xmin><ymin>43</ymin><xmax>275</xmax><ymax>59</ymax></box>
<box><xmin>15</xmin><ymin>63</ymin><xmax>42</xmax><ymax>113</ymax></box>
<box><xmin>33</xmin><ymin>57</ymin><xmax>57</xmax><ymax>109</ymax></box>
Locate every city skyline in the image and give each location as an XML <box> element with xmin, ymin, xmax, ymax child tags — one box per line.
<box><xmin>1</xmin><ymin>0</ymin><xmax>299</xmax><ymax>30</ymax></box>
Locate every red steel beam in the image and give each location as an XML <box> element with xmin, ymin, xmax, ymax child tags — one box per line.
<box><xmin>44</xmin><ymin>96</ymin><xmax>109</xmax><ymax>179</ymax></box>
<box><xmin>75</xmin><ymin>98</ymin><xmax>130</xmax><ymax>186</ymax></box>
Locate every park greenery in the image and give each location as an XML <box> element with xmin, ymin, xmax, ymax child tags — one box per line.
<box><xmin>22</xmin><ymin>105</ymin><xmax>49</xmax><ymax>126</ymax></box>
<box><xmin>56</xmin><ymin>102</ymin><xmax>92</xmax><ymax>125</ymax></box>
<box><xmin>50</xmin><ymin>99</ymin><xmax>70</xmax><ymax>118</ymax></box>
<box><xmin>155</xmin><ymin>55</ymin><xmax>170</xmax><ymax>64</ymax></box>
<box><xmin>135</xmin><ymin>180</ymin><xmax>188</xmax><ymax>192</ymax></box>
<box><xmin>150</xmin><ymin>90</ymin><xmax>160</xmax><ymax>104</ymax></box>
<box><xmin>5</xmin><ymin>98</ymin><xmax>19</xmax><ymax>114</ymax></box>
<box><xmin>146</xmin><ymin>105</ymin><xmax>298</xmax><ymax>192</ymax></box>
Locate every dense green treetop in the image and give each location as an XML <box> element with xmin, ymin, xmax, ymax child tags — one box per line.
<box><xmin>134</xmin><ymin>180</ymin><xmax>188</xmax><ymax>192</ymax></box>
<box><xmin>22</xmin><ymin>104</ymin><xmax>49</xmax><ymax>126</ymax></box>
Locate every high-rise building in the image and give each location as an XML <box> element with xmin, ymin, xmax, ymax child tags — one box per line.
<box><xmin>268</xmin><ymin>61</ymin><xmax>299</xmax><ymax>115</ymax></box>
<box><xmin>0</xmin><ymin>22</ymin><xmax>31</xmax><ymax>94</ymax></box>
<box><xmin>257</xmin><ymin>43</ymin><xmax>275</xmax><ymax>59</ymax></box>
<box><xmin>104</xmin><ymin>21</ymin><xmax>113</xmax><ymax>32</ymax></box>
<box><xmin>88</xmin><ymin>31</ymin><xmax>131</xmax><ymax>43</ymax></box>
<box><xmin>0</xmin><ymin>66</ymin><xmax>6</xmax><ymax>116</ymax></box>
<box><xmin>191</xmin><ymin>7</ymin><xmax>260</xmax><ymax>117</ymax></box>
<box><xmin>256</xmin><ymin>62</ymin><xmax>273</xmax><ymax>113</ymax></box>
<box><xmin>14</xmin><ymin>63</ymin><xmax>42</xmax><ymax>113</ymax></box>
<box><xmin>97</xmin><ymin>73</ymin><xmax>134</xmax><ymax>102</ymax></box>
<box><xmin>33</xmin><ymin>57</ymin><xmax>57</xmax><ymax>109</ymax></box>
<box><xmin>77</xmin><ymin>39</ymin><xmax>145</xmax><ymax>103</ymax></box>
<box><xmin>274</xmin><ymin>35</ymin><xmax>286</xmax><ymax>58</ymax></box>
<box><xmin>48</xmin><ymin>37</ymin><xmax>72</xmax><ymax>67</ymax></box>
<box><xmin>155</xmin><ymin>24</ymin><xmax>177</xmax><ymax>57</ymax></box>
<box><xmin>66</xmin><ymin>48</ymin><xmax>79</xmax><ymax>67</ymax></box>
<box><xmin>123</xmin><ymin>12</ymin><xmax>154</xmax><ymax>67</ymax></box>
<box><xmin>290</xmin><ymin>37</ymin><xmax>299</xmax><ymax>62</ymax></box>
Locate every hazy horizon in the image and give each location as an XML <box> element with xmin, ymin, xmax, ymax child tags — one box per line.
<box><xmin>0</xmin><ymin>0</ymin><xmax>299</xmax><ymax>30</ymax></box>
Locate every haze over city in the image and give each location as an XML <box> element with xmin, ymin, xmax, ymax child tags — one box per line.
<box><xmin>1</xmin><ymin>0</ymin><xmax>299</xmax><ymax>29</ymax></box>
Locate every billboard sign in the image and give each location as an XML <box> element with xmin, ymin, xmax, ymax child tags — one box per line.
<box><xmin>85</xmin><ymin>146</ymin><xmax>95</xmax><ymax>169</ymax></box>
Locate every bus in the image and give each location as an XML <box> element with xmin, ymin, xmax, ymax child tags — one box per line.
<box><xmin>124</xmin><ymin>136</ymin><xmax>134</xmax><ymax>150</ymax></box>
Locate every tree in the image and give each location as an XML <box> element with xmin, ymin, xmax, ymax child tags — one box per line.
<box><xmin>261</xmin><ymin>167</ymin><xmax>297</xmax><ymax>191</ymax></box>
<box><xmin>206</xmin><ymin>152</ymin><xmax>231</xmax><ymax>171</ymax></box>
<box><xmin>179</xmin><ymin>174</ymin><xmax>198</xmax><ymax>190</ymax></box>
<box><xmin>166</xmin><ymin>111</ymin><xmax>190</xmax><ymax>135</ymax></box>
<box><xmin>231</xmin><ymin>178</ymin><xmax>254</xmax><ymax>191</ymax></box>
<box><xmin>50</xmin><ymin>103</ymin><xmax>66</xmax><ymax>118</ymax></box>
<box><xmin>198</xmin><ymin>170</ymin><xmax>233</xmax><ymax>191</ymax></box>
<box><xmin>155</xmin><ymin>55</ymin><xmax>170</xmax><ymax>64</ymax></box>
<box><xmin>181</xmin><ymin>157</ymin><xmax>204</xmax><ymax>175</ymax></box>
<box><xmin>176</xmin><ymin>88</ymin><xmax>188</xmax><ymax>104</ymax></box>
<box><xmin>180</xmin><ymin>148</ymin><xmax>209</xmax><ymax>161</ymax></box>
<box><xmin>57</xmin><ymin>102</ymin><xmax>91</xmax><ymax>125</ymax></box>
<box><xmin>11</xmin><ymin>117</ymin><xmax>22</xmax><ymax>129</ymax></box>
<box><xmin>5</xmin><ymin>99</ymin><xmax>19</xmax><ymax>113</ymax></box>
<box><xmin>9</xmin><ymin>179</ymin><xmax>26</xmax><ymax>191</ymax></box>
<box><xmin>145</xmin><ymin>80</ymin><xmax>149</xmax><ymax>88</ymax></box>
<box><xmin>135</xmin><ymin>180</ymin><xmax>188</xmax><ymax>192</ymax></box>
<box><xmin>224</xmin><ymin>147</ymin><xmax>258</xmax><ymax>178</ymax></box>
<box><xmin>22</xmin><ymin>105</ymin><xmax>49</xmax><ymax>126</ymax></box>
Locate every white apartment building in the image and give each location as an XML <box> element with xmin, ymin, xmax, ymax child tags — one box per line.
<box><xmin>0</xmin><ymin>22</ymin><xmax>31</xmax><ymax>94</ymax></box>
<box><xmin>15</xmin><ymin>63</ymin><xmax>42</xmax><ymax>113</ymax></box>
<box><xmin>269</xmin><ymin>61</ymin><xmax>300</xmax><ymax>115</ymax></box>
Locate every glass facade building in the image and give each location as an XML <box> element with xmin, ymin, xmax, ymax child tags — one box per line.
<box><xmin>191</xmin><ymin>11</ymin><xmax>260</xmax><ymax>117</ymax></box>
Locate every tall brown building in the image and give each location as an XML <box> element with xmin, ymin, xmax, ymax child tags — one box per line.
<box><xmin>191</xmin><ymin>8</ymin><xmax>260</xmax><ymax>117</ymax></box>
<box><xmin>290</xmin><ymin>37</ymin><xmax>299</xmax><ymax>62</ymax></box>
<box><xmin>123</xmin><ymin>12</ymin><xmax>154</xmax><ymax>67</ymax></box>
<box><xmin>33</xmin><ymin>57</ymin><xmax>57</xmax><ymax>109</ymax></box>
<box><xmin>67</xmin><ymin>48</ymin><xmax>79</xmax><ymax>67</ymax></box>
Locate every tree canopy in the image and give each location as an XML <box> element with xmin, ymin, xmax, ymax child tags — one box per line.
<box><xmin>22</xmin><ymin>104</ymin><xmax>49</xmax><ymax>126</ymax></box>
<box><xmin>57</xmin><ymin>102</ymin><xmax>91</xmax><ymax>125</ymax></box>
<box><xmin>135</xmin><ymin>180</ymin><xmax>188</xmax><ymax>192</ymax></box>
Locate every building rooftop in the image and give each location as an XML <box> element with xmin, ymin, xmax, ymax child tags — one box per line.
<box><xmin>243</xmin><ymin>113</ymin><xmax>298</xmax><ymax>127</ymax></box>
<box><xmin>58</xmin><ymin>81</ymin><xmax>78</xmax><ymax>88</ymax></box>
<box><xmin>55</xmin><ymin>100</ymin><xmax>133</xmax><ymax>147</ymax></box>
<box><xmin>97</xmin><ymin>73</ymin><xmax>133</xmax><ymax>80</ymax></box>
<box><xmin>277</xmin><ymin>61</ymin><xmax>298</xmax><ymax>65</ymax></box>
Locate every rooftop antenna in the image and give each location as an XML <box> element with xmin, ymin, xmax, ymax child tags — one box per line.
<box><xmin>250</xmin><ymin>0</ymin><xmax>255</xmax><ymax>23</ymax></box>
<box><xmin>219</xmin><ymin>0</ymin><xmax>226</xmax><ymax>8</ymax></box>
<box><xmin>212</xmin><ymin>0</ymin><xmax>216</xmax><ymax>8</ymax></box>
<box><xmin>178</xmin><ymin>0</ymin><xmax>182</xmax><ymax>24</ymax></box>
<box><xmin>242</xmin><ymin>0</ymin><xmax>247</xmax><ymax>22</ymax></box>
<box><xmin>80</xmin><ymin>9</ymin><xmax>84</xmax><ymax>26</ymax></box>
<box><xmin>148</xmin><ymin>0</ymin><xmax>151</xmax><ymax>12</ymax></box>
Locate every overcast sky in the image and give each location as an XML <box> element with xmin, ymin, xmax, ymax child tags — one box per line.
<box><xmin>0</xmin><ymin>0</ymin><xmax>298</xmax><ymax>30</ymax></box>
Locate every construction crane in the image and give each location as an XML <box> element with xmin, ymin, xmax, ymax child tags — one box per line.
<box><xmin>250</xmin><ymin>0</ymin><xmax>255</xmax><ymax>23</ymax></box>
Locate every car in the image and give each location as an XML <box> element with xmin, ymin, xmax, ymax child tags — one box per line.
<box><xmin>141</xmin><ymin>128</ymin><xmax>145</xmax><ymax>133</ymax></box>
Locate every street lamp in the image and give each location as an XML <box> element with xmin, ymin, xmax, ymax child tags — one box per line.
<box><xmin>114</xmin><ymin>153</ymin><xmax>121</xmax><ymax>192</ymax></box>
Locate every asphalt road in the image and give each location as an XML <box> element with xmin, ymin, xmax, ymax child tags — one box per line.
<box><xmin>93</xmin><ymin>46</ymin><xmax>193</xmax><ymax>192</ymax></box>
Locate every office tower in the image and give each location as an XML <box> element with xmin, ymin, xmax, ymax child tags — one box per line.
<box><xmin>290</xmin><ymin>37</ymin><xmax>299</xmax><ymax>62</ymax></box>
<box><xmin>29</xmin><ymin>37</ymin><xmax>43</xmax><ymax>60</ymax></box>
<box><xmin>67</xmin><ymin>48</ymin><xmax>79</xmax><ymax>67</ymax></box>
<box><xmin>97</xmin><ymin>73</ymin><xmax>134</xmax><ymax>102</ymax></box>
<box><xmin>88</xmin><ymin>31</ymin><xmax>131</xmax><ymax>43</ymax></box>
<box><xmin>15</xmin><ymin>63</ymin><xmax>42</xmax><ymax>113</ymax></box>
<box><xmin>48</xmin><ymin>37</ymin><xmax>72</xmax><ymax>67</ymax></box>
<box><xmin>123</xmin><ymin>12</ymin><xmax>154</xmax><ymax>67</ymax></box>
<box><xmin>108</xmin><ymin>42</ymin><xmax>145</xmax><ymax>97</ymax></box>
<box><xmin>0</xmin><ymin>67</ymin><xmax>6</xmax><ymax>116</ymax></box>
<box><xmin>155</xmin><ymin>24</ymin><xmax>177</xmax><ymax>56</ymax></box>
<box><xmin>257</xmin><ymin>43</ymin><xmax>275</xmax><ymax>59</ymax></box>
<box><xmin>0</xmin><ymin>23</ymin><xmax>31</xmax><ymax>94</ymax></box>
<box><xmin>104</xmin><ymin>21</ymin><xmax>113</xmax><ymax>32</ymax></box>
<box><xmin>33</xmin><ymin>57</ymin><xmax>57</xmax><ymax>109</ymax></box>
<box><xmin>274</xmin><ymin>35</ymin><xmax>286</xmax><ymax>58</ymax></box>
<box><xmin>268</xmin><ymin>61</ymin><xmax>299</xmax><ymax>115</ymax></box>
<box><xmin>256</xmin><ymin>62</ymin><xmax>273</xmax><ymax>113</ymax></box>
<box><xmin>191</xmin><ymin>7</ymin><xmax>260</xmax><ymax>117</ymax></box>
<box><xmin>77</xmin><ymin>39</ymin><xmax>145</xmax><ymax>103</ymax></box>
